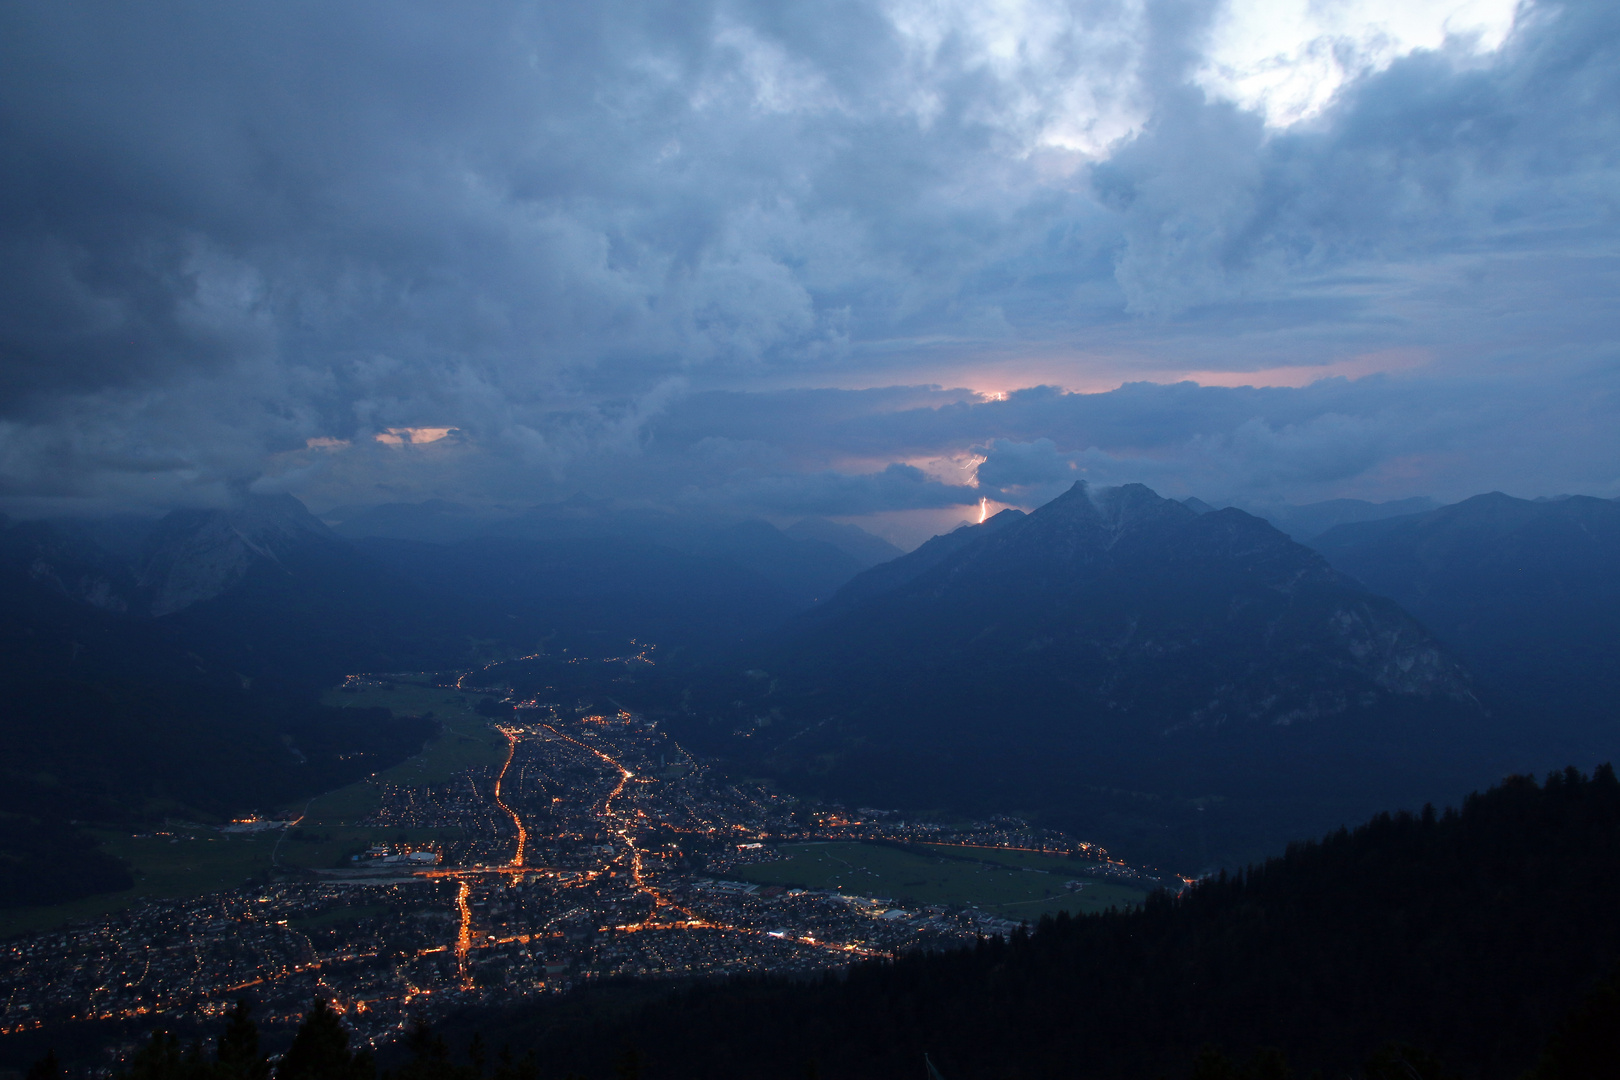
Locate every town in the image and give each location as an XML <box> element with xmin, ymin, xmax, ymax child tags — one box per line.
<box><xmin>0</xmin><ymin>674</ymin><xmax>1167</xmax><ymax>1061</ymax></box>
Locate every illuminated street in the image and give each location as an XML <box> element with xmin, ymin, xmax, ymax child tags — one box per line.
<box><xmin>0</xmin><ymin>677</ymin><xmax>1154</xmax><ymax>1056</ymax></box>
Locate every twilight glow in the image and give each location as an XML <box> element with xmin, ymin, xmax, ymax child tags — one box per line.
<box><xmin>0</xmin><ymin>0</ymin><xmax>1615</xmax><ymax>536</ymax></box>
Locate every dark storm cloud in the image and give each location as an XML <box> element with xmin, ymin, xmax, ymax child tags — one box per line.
<box><xmin>0</xmin><ymin>0</ymin><xmax>1615</xmax><ymax>517</ymax></box>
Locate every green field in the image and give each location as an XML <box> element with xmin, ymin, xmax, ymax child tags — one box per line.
<box><xmin>734</xmin><ymin>842</ymin><xmax>1147</xmax><ymax>920</ymax></box>
<box><xmin>0</xmin><ymin>827</ymin><xmax>278</xmax><ymax>938</ymax></box>
<box><xmin>1</xmin><ymin>682</ymin><xmax>504</xmax><ymax>939</ymax></box>
<box><xmin>303</xmin><ymin>683</ymin><xmax>508</xmax><ymax>827</ymax></box>
<box><xmin>290</xmin><ymin>903</ymin><xmax>391</xmax><ymax>930</ymax></box>
<box><xmin>285</xmin><ymin>684</ymin><xmax>505</xmax><ymax>867</ymax></box>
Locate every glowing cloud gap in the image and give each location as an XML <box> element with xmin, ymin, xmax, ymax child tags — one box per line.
<box><xmin>1197</xmin><ymin>0</ymin><xmax>1521</xmax><ymax>127</ymax></box>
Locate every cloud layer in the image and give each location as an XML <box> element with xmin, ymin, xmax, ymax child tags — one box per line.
<box><xmin>0</xmin><ymin>0</ymin><xmax>1615</xmax><ymax>525</ymax></box>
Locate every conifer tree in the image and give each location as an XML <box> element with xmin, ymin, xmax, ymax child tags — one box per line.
<box><xmin>24</xmin><ymin>1049</ymin><xmax>60</xmax><ymax>1080</ymax></box>
<box><xmin>275</xmin><ymin>999</ymin><xmax>374</xmax><ymax>1080</ymax></box>
<box><xmin>216</xmin><ymin>1001</ymin><xmax>270</xmax><ymax>1080</ymax></box>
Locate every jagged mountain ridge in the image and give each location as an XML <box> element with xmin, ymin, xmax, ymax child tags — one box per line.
<box><xmin>752</xmin><ymin>482</ymin><xmax>1471</xmax><ymax>732</ymax></box>
<box><xmin>672</xmin><ymin>482</ymin><xmax>1489</xmax><ymax>866</ymax></box>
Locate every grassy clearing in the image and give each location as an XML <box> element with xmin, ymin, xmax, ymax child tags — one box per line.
<box><xmin>0</xmin><ymin>828</ymin><xmax>276</xmax><ymax>939</ymax></box>
<box><xmin>302</xmin><ymin>684</ymin><xmax>507</xmax><ymax>827</ymax></box>
<box><xmin>2</xmin><ymin>682</ymin><xmax>501</xmax><ymax>939</ymax></box>
<box><xmin>290</xmin><ymin>903</ymin><xmax>391</xmax><ymax>930</ymax></box>
<box><xmin>734</xmin><ymin>842</ymin><xmax>1147</xmax><ymax>920</ymax></box>
<box><xmin>916</xmin><ymin>843</ymin><xmax>1113</xmax><ymax>875</ymax></box>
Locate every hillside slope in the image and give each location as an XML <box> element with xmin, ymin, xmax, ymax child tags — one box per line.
<box><xmin>0</xmin><ymin>511</ymin><xmax>438</xmax><ymax>908</ymax></box>
<box><xmin>483</xmin><ymin>765</ymin><xmax>1620</xmax><ymax>1080</ymax></box>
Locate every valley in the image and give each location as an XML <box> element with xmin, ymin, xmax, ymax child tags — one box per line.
<box><xmin>732</xmin><ymin>842</ymin><xmax>1147</xmax><ymax>920</ymax></box>
<box><xmin>0</xmin><ymin>672</ymin><xmax>1155</xmax><ymax>1059</ymax></box>
<box><xmin>4</xmin><ymin>10</ymin><xmax>1618</xmax><ymax>1072</ymax></box>
<box><xmin>1</xmin><ymin>483</ymin><xmax>1615</xmax><ymax>1078</ymax></box>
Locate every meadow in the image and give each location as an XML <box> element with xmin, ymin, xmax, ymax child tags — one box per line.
<box><xmin>733</xmin><ymin>841</ymin><xmax>1148</xmax><ymax>920</ymax></box>
<box><xmin>0</xmin><ymin>827</ymin><xmax>276</xmax><ymax>938</ymax></box>
<box><xmin>0</xmin><ymin>682</ymin><xmax>501</xmax><ymax>938</ymax></box>
<box><xmin>306</xmin><ymin>681</ymin><xmax>508</xmax><ymax>826</ymax></box>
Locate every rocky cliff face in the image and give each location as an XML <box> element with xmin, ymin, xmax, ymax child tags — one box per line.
<box><xmin>138</xmin><ymin>492</ymin><xmax>335</xmax><ymax>615</ymax></box>
<box><xmin>0</xmin><ymin>517</ymin><xmax>141</xmax><ymax>613</ymax></box>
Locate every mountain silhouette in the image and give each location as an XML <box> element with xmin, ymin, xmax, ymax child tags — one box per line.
<box><xmin>674</xmin><ymin>482</ymin><xmax>1494</xmax><ymax>867</ymax></box>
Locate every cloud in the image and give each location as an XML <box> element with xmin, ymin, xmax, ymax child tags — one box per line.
<box><xmin>1195</xmin><ymin>0</ymin><xmax>1520</xmax><ymax>127</ymax></box>
<box><xmin>973</xmin><ymin>437</ymin><xmax>1079</xmax><ymax>503</ymax></box>
<box><xmin>0</xmin><ymin>0</ymin><xmax>1614</xmax><ymax>520</ymax></box>
<box><xmin>674</xmin><ymin>461</ymin><xmax>979</xmax><ymax>516</ymax></box>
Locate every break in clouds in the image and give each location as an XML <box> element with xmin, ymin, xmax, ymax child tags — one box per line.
<box><xmin>0</xmin><ymin>0</ymin><xmax>1616</xmax><ymax>529</ymax></box>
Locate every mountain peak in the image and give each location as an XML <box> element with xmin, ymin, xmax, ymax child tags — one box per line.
<box><xmin>1093</xmin><ymin>482</ymin><xmax>1197</xmax><ymax>534</ymax></box>
<box><xmin>139</xmin><ymin>493</ymin><xmax>336</xmax><ymax>615</ymax></box>
<box><xmin>1029</xmin><ymin>479</ymin><xmax>1100</xmax><ymax>519</ymax></box>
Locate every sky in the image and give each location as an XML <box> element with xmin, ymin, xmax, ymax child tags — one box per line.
<box><xmin>0</xmin><ymin>0</ymin><xmax>1616</xmax><ymax>544</ymax></box>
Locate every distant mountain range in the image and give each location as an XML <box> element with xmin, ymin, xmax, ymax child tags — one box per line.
<box><xmin>0</xmin><ymin>509</ymin><xmax>436</xmax><ymax>907</ymax></box>
<box><xmin>0</xmin><ymin>492</ymin><xmax>903</xmax><ymax>905</ymax></box>
<box><xmin>13</xmin><ymin>493</ymin><xmax>901</xmax><ymax>670</ymax></box>
<box><xmin>343</xmin><ymin>496</ymin><xmax>891</xmax><ymax>651</ymax></box>
<box><xmin>1311</xmin><ymin>492</ymin><xmax>1620</xmax><ymax>758</ymax></box>
<box><xmin>1243</xmin><ymin>495</ymin><xmax>1443</xmax><ymax>541</ymax></box>
<box><xmin>782</xmin><ymin>516</ymin><xmax>905</xmax><ymax>568</ymax></box>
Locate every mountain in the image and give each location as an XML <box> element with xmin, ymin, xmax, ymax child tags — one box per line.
<box><xmin>153</xmin><ymin>492</ymin><xmax>863</xmax><ymax>674</ymax></box>
<box><xmin>118</xmin><ymin>494</ymin><xmax>504</xmax><ymax>690</ymax></box>
<box><xmin>478</xmin><ymin>766</ymin><xmax>1620</xmax><ymax>1080</ymax></box>
<box><xmin>671</xmin><ymin>483</ymin><xmax>1490</xmax><ymax>867</ymax></box>
<box><xmin>334</xmin><ymin>496</ymin><xmax>879</xmax><ymax>644</ymax></box>
<box><xmin>0</xmin><ymin>524</ymin><xmax>436</xmax><ymax>907</ymax></box>
<box><xmin>137</xmin><ymin>492</ymin><xmax>337</xmax><ymax>616</ymax></box>
<box><xmin>10</xmin><ymin>491</ymin><xmax>883</xmax><ymax>693</ymax></box>
<box><xmin>0</xmin><ymin>514</ymin><xmax>143</xmax><ymax>614</ymax></box>
<box><xmin>1252</xmin><ymin>496</ymin><xmax>1442</xmax><ymax>541</ymax></box>
<box><xmin>693</xmin><ymin>520</ymin><xmax>862</xmax><ymax>607</ymax></box>
<box><xmin>486</xmin><ymin>497</ymin><xmax>867</xmax><ymax>611</ymax></box>
<box><xmin>354</xmin><ymin>533</ymin><xmax>812</xmax><ymax>656</ymax></box>
<box><xmin>324</xmin><ymin>496</ymin><xmax>884</xmax><ymax>626</ymax></box>
<box><xmin>1311</xmin><ymin>492</ymin><xmax>1620</xmax><ymax>756</ymax></box>
<box><xmin>783</xmin><ymin>517</ymin><xmax>906</xmax><ymax>568</ymax></box>
<box><xmin>813</xmin><ymin>507</ymin><xmax>1026</xmax><ymax>610</ymax></box>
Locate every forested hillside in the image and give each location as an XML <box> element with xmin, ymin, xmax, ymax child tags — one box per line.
<box><xmin>475</xmin><ymin>766</ymin><xmax>1620</xmax><ymax>1079</ymax></box>
<box><xmin>0</xmin><ymin>517</ymin><xmax>438</xmax><ymax>908</ymax></box>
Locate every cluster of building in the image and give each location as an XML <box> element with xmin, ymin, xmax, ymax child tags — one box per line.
<box><xmin>0</xmin><ymin>683</ymin><xmax>1160</xmax><ymax>1066</ymax></box>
